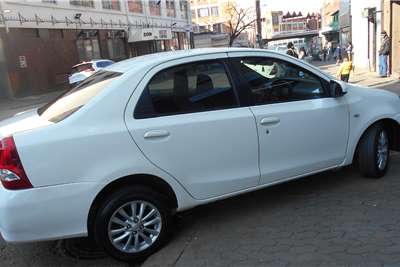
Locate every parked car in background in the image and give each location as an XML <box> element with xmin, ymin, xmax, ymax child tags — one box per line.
<box><xmin>68</xmin><ymin>59</ymin><xmax>114</xmax><ymax>87</ymax></box>
<box><xmin>1</xmin><ymin>48</ymin><xmax>400</xmax><ymax>263</ymax></box>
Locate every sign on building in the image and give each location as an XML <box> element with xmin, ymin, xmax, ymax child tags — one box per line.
<box><xmin>19</xmin><ymin>56</ymin><xmax>27</xmax><ymax>68</ymax></box>
<box><xmin>128</xmin><ymin>28</ymin><xmax>173</xmax><ymax>42</ymax></box>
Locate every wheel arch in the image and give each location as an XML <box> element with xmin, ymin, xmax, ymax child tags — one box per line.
<box><xmin>353</xmin><ymin>118</ymin><xmax>400</xmax><ymax>162</ymax></box>
<box><xmin>87</xmin><ymin>174</ymin><xmax>178</xmax><ymax>237</ymax></box>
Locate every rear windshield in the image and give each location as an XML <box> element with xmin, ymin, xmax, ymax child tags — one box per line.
<box><xmin>38</xmin><ymin>70</ymin><xmax>122</xmax><ymax>123</ymax></box>
<box><xmin>71</xmin><ymin>63</ymin><xmax>93</xmax><ymax>74</ymax></box>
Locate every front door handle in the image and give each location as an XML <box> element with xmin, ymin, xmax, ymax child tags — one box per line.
<box><xmin>260</xmin><ymin>117</ymin><xmax>280</xmax><ymax>126</ymax></box>
<box><xmin>144</xmin><ymin>130</ymin><xmax>170</xmax><ymax>139</ymax></box>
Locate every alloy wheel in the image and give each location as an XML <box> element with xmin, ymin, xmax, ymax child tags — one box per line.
<box><xmin>107</xmin><ymin>200</ymin><xmax>162</xmax><ymax>253</ymax></box>
<box><xmin>376</xmin><ymin>130</ymin><xmax>389</xmax><ymax>171</ymax></box>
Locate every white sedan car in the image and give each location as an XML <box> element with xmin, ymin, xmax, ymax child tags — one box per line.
<box><xmin>68</xmin><ymin>59</ymin><xmax>114</xmax><ymax>87</ymax></box>
<box><xmin>0</xmin><ymin>48</ymin><xmax>399</xmax><ymax>262</ymax></box>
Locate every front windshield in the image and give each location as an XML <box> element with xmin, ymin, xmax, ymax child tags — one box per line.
<box><xmin>38</xmin><ymin>70</ymin><xmax>122</xmax><ymax>123</ymax></box>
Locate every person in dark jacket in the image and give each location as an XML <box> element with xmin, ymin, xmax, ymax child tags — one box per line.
<box><xmin>286</xmin><ymin>42</ymin><xmax>298</xmax><ymax>58</ymax></box>
<box><xmin>379</xmin><ymin>31</ymin><xmax>391</xmax><ymax>77</ymax></box>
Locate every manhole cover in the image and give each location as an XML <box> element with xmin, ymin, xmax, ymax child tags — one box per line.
<box><xmin>61</xmin><ymin>237</ymin><xmax>108</xmax><ymax>259</ymax></box>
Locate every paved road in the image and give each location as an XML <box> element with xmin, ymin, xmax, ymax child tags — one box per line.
<box><xmin>1</xmin><ymin>155</ymin><xmax>400</xmax><ymax>266</ymax></box>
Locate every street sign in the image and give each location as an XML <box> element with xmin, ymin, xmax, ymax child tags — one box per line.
<box><xmin>19</xmin><ymin>56</ymin><xmax>27</xmax><ymax>68</ymax></box>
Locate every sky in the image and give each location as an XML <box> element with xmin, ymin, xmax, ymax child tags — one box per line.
<box><xmin>260</xmin><ymin>0</ymin><xmax>324</xmax><ymax>14</ymax></box>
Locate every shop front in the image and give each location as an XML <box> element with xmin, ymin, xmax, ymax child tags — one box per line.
<box><xmin>128</xmin><ymin>28</ymin><xmax>188</xmax><ymax>56</ymax></box>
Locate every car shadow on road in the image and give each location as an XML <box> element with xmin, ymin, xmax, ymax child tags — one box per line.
<box><xmin>153</xmin><ymin>157</ymin><xmax>400</xmax><ymax>266</ymax></box>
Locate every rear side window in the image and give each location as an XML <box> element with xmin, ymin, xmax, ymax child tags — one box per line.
<box><xmin>38</xmin><ymin>71</ymin><xmax>122</xmax><ymax>123</ymax></box>
<box><xmin>135</xmin><ymin>60</ymin><xmax>237</xmax><ymax>119</ymax></box>
<box><xmin>96</xmin><ymin>61</ymin><xmax>114</xmax><ymax>68</ymax></box>
<box><xmin>71</xmin><ymin>63</ymin><xmax>94</xmax><ymax>74</ymax></box>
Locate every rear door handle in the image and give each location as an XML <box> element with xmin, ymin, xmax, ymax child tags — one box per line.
<box><xmin>144</xmin><ymin>130</ymin><xmax>170</xmax><ymax>139</ymax></box>
<box><xmin>260</xmin><ymin>117</ymin><xmax>280</xmax><ymax>126</ymax></box>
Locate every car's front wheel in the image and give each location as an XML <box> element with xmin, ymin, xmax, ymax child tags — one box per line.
<box><xmin>93</xmin><ymin>186</ymin><xmax>172</xmax><ymax>263</ymax></box>
<box><xmin>357</xmin><ymin>123</ymin><xmax>390</xmax><ymax>178</ymax></box>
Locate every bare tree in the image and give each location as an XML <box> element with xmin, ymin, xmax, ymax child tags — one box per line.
<box><xmin>225</xmin><ymin>2</ymin><xmax>256</xmax><ymax>47</ymax></box>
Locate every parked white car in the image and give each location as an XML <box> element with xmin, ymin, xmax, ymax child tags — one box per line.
<box><xmin>1</xmin><ymin>48</ymin><xmax>400</xmax><ymax>262</ymax></box>
<box><xmin>68</xmin><ymin>59</ymin><xmax>114</xmax><ymax>87</ymax></box>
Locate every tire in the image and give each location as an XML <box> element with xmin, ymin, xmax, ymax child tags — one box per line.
<box><xmin>357</xmin><ymin>123</ymin><xmax>390</xmax><ymax>178</ymax></box>
<box><xmin>93</xmin><ymin>186</ymin><xmax>172</xmax><ymax>263</ymax></box>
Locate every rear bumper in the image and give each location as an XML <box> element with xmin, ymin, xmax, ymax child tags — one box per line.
<box><xmin>0</xmin><ymin>182</ymin><xmax>103</xmax><ymax>243</ymax></box>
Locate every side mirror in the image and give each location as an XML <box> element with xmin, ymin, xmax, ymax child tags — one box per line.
<box><xmin>329</xmin><ymin>80</ymin><xmax>347</xmax><ymax>97</ymax></box>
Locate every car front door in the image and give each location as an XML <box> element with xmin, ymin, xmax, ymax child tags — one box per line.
<box><xmin>125</xmin><ymin>54</ymin><xmax>260</xmax><ymax>200</ymax></box>
<box><xmin>229</xmin><ymin>53</ymin><xmax>350</xmax><ymax>184</ymax></box>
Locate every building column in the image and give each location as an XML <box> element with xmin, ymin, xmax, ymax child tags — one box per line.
<box><xmin>0</xmin><ymin>29</ymin><xmax>11</xmax><ymax>98</ymax></box>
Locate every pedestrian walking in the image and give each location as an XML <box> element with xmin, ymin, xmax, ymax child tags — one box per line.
<box><xmin>299</xmin><ymin>47</ymin><xmax>307</xmax><ymax>60</ymax></box>
<box><xmin>337</xmin><ymin>56</ymin><xmax>353</xmax><ymax>82</ymax></box>
<box><xmin>286</xmin><ymin>42</ymin><xmax>298</xmax><ymax>58</ymax></box>
<box><xmin>327</xmin><ymin>42</ymin><xmax>332</xmax><ymax>60</ymax></box>
<box><xmin>334</xmin><ymin>45</ymin><xmax>342</xmax><ymax>65</ymax></box>
<box><xmin>346</xmin><ymin>42</ymin><xmax>353</xmax><ymax>60</ymax></box>
<box><xmin>379</xmin><ymin>31</ymin><xmax>391</xmax><ymax>77</ymax></box>
<box><xmin>322</xmin><ymin>47</ymin><xmax>327</xmax><ymax>61</ymax></box>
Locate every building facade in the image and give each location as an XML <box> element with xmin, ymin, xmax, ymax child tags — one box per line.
<box><xmin>0</xmin><ymin>0</ymin><xmax>192</xmax><ymax>98</ymax></box>
<box><xmin>190</xmin><ymin>0</ymin><xmax>255</xmax><ymax>47</ymax></box>
<box><xmin>339</xmin><ymin>0</ymin><xmax>351</xmax><ymax>45</ymax></box>
<box><xmin>382</xmin><ymin>0</ymin><xmax>400</xmax><ymax>77</ymax></box>
<box><xmin>351</xmin><ymin>0</ymin><xmax>383</xmax><ymax>72</ymax></box>
<box><xmin>320</xmin><ymin>0</ymin><xmax>340</xmax><ymax>48</ymax></box>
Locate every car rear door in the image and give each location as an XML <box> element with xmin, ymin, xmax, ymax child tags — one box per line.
<box><xmin>124</xmin><ymin>53</ymin><xmax>260</xmax><ymax>200</ymax></box>
<box><xmin>228</xmin><ymin>51</ymin><xmax>350</xmax><ymax>185</ymax></box>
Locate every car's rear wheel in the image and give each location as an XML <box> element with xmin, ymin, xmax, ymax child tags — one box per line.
<box><xmin>93</xmin><ymin>186</ymin><xmax>172</xmax><ymax>263</ymax></box>
<box><xmin>357</xmin><ymin>123</ymin><xmax>390</xmax><ymax>178</ymax></box>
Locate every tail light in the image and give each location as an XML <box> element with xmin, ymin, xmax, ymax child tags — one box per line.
<box><xmin>0</xmin><ymin>136</ymin><xmax>33</xmax><ymax>190</ymax></box>
<box><xmin>84</xmin><ymin>67</ymin><xmax>95</xmax><ymax>72</ymax></box>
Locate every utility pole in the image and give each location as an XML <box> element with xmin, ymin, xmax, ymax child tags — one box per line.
<box><xmin>255</xmin><ymin>0</ymin><xmax>263</xmax><ymax>48</ymax></box>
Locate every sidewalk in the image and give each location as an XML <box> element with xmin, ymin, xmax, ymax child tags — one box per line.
<box><xmin>313</xmin><ymin>61</ymin><xmax>400</xmax><ymax>94</ymax></box>
<box><xmin>0</xmin><ymin>91</ymin><xmax>62</xmax><ymax>121</ymax></box>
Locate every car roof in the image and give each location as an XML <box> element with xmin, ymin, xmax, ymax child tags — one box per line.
<box><xmin>106</xmin><ymin>48</ymin><xmax>282</xmax><ymax>74</ymax></box>
<box><xmin>72</xmin><ymin>59</ymin><xmax>113</xmax><ymax>68</ymax></box>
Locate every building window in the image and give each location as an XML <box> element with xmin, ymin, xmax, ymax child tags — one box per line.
<box><xmin>70</xmin><ymin>0</ymin><xmax>94</xmax><ymax>8</ymax></box>
<box><xmin>76</xmin><ymin>38</ymin><xmax>101</xmax><ymax>61</ymax></box>
<box><xmin>107</xmin><ymin>38</ymin><xmax>126</xmax><ymax>60</ymax></box>
<box><xmin>180</xmin><ymin>0</ymin><xmax>188</xmax><ymax>19</ymax></box>
<box><xmin>210</xmin><ymin>6</ymin><xmax>219</xmax><ymax>16</ymax></box>
<box><xmin>166</xmin><ymin>0</ymin><xmax>176</xmax><ymax>17</ymax></box>
<box><xmin>127</xmin><ymin>0</ymin><xmax>143</xmax><ymax>13</ymax></box>
<box><xmin>213</xmin><ymin>23</ymin><xmax>223</xmax><ymax>33</ymax></box>
<box><xmin>198</xmin><ymin>8</ymin><xmax>209</xmax><ymax>17</ymax></box>
<box><xmin>102</xmin><ymin>0</ymin><xmax>120</xmax><ymax>10</ymax></box>
<box><xmin>149</xmin><ymin>0</ymin><xmax>161</xmax><ymax>16</ymax></box>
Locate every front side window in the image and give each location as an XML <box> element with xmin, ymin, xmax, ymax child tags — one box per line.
<box><xmin>96</xmin><ymin>60</ymin><xmax>114</xmax><ymax>68</ymax></box>
<box><xmin>39</xmin><ymin>71</ymin><xmax>122</xmax><ymax>122</ymax></box>
<box><xmin>135</xmin><ymin>61</ymin><xmax>237</xmax><ymax>119</ymax></box>
<box><xmin>234</xmin><ymin>57</ymin><xmax>327</xmax><ymax>105</ymax></box>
